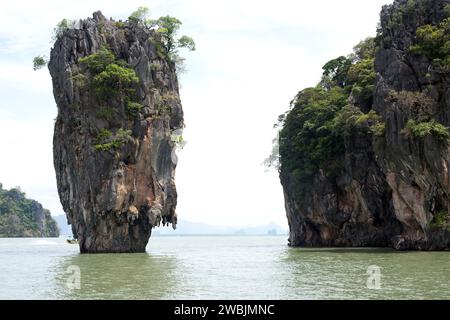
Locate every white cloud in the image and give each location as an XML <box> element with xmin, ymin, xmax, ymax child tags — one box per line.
<box><xmin>0</xmin><ymin>0</ymin><xmax>392</xmax><ymax>228</ymax></box>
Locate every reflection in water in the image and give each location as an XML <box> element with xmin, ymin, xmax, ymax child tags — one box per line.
<box><xmin>55</xmin><ymin>253</ymin><xmax>178</xmax><ymax>299</ymax></box>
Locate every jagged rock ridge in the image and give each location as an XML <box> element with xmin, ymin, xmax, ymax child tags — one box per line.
<box><xmin>280</xmin><ymin>0</ymin><xmax>450</xmax><ymax>250</ymax></box>
<box><xmin>49</xmin><ymin>11</ymin><xmax>183</xmax><ymax>253</ymax></box>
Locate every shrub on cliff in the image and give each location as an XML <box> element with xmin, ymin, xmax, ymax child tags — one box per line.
<box><xmin>410</xmin><ymin>18</ymin><xmax>450</xmax><ymax>69</ymax></box>
<box><xmin>78</xmin><ymin>46</ymin><xmax>117</xmax><ymax>74</ymax></box>
<box><xmin>33</xmin><ymin>56</ymin><xmax>47</xmax><ymax>71</ymax></box>
<box><xmin>79</xmin><ymin>46</ymin><xmax>142</xmax><ymax>121</ymax></box>
<box><xmin>404</xmin><ymin>119</ymin><xmax>449</xmax><ymax>140</ymax></box>
<box><xmin>92</xmin><ymin>63</ymin><xmax>139</xmax><ymax>98</ymax></box>
<box><xmin>94</xmin><ymin>128</ymin><xmax>132</xmax><ymax>151</ymax></box>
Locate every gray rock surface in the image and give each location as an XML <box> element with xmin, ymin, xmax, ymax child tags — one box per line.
<box><xmin>49</xmin><ymin>12</ymin><xmax>183</xmax><ymax>253</ymax></box>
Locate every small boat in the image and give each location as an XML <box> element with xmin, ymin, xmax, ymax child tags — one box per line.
<box><xmin>66</xmin><ymin>238</ymin><xmax>78</xmax><ymax>244</ymax></box>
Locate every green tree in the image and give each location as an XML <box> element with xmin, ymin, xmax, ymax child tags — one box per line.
<box><xmin>177</xmin><ymin>35</ymin><xmax>196</xmax><ymax>51</ymax></box>
<box><xmin>320</xmin><ymin>56</ymin><xmax>352</xmax><ymax>89</ymax></box>
<box><xmin>93</xmin><ymin>64</ymin><xmax>139</xmax><ymax>97</ymax></box>
<box><xmin>128</xmin><ymin>6</ymin><xmax>151</xmax><ymax>24</ymax></box>
<box><xmin>155</xmin><ymin>16</ymin><xmax>196</xmax><ymax>57</ymax></box>
<box><xmin>279</xmin><ymin>86</ymin><xmax>348</xmax><ymax>178</ymax></box>
<box><xmin>33</xmin><ymin>55</ymin><xmax>48</xmax><ymax>71</ymax></box>
<box><xmin>52</xmin><ymin>18</ymin><xmax>71</xmax><ymax>41</ymax></box>
<box><xmin>352</xmin><ymin>37</ymin><xmax>376</xmax><ymax>61</ymax></box>
<box><xmin>410</xmin><ymin>18</ymin><xmax>450</xmax><ymax>68</ymax></box>
<box><xmin>128</xmin><ymin>6</ymin><xmax>158</xmax><ymax>28</ymax></box>
<box><xmin>127</xmin><ymin>7</ymin><xmax>196</xmax><ymax>63</ymax></box>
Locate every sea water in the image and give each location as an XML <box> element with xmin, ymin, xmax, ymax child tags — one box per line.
<box><xmin>0</xmin><ymin>236</ymin><xmax>449</xmax><ymax>299</ymax></box>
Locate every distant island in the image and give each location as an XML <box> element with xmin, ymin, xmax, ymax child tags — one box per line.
<box><xmin>0</xmin><ymin>183</ymin><xmax>59</xmax><ymax>237</ymax></box>
<box><xmin>154</xmin><ymin>220</ymin><xmax>288</xmax><ymax>236</ymax></box>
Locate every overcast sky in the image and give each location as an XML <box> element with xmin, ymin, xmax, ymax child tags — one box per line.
<box><xmin>0</xmin><ymin>0</ymin><xmax>392</xmax><ymax>228</ymax></box>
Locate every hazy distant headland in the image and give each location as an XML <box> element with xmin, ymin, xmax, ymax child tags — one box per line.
<box><xmin>54</xmin><ymin>214</ymin><xmax>287</xmax><ymax>237</ymax></box>
<box><xmin>0</xmin><ymin>183</ymin><xmax>59</xmax><ymax>238</ymax></box>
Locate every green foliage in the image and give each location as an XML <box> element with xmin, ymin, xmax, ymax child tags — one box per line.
<box><xmin>277</xmin><ymin>36</ymin><xmax>384</xmax><ymax>179</ymax></box>
<box><xmin>0</xmin><ymin>184</ymin><xmax>59</xmax><ymax>237</ymax></box>
<box><xmin>79</xmin><ymin>46</ymin><xmax>116</xmax><ymax>74</ymax></box>
<box><xmin>320</xmin><ymin>56</ymin><xmax>352</xmax><ymax>89</ymax></box>
<box><xmin>126</xmin><ymin>101</ymin><xmax>143</xmax><ymax>118</ymax></box>
<box><xmin>115</xmin><ymin>21</ymin><xmax>125</xmax><ymax>28</ymax></box>
<box><xmin>410</xmin><ymin>18</ymin><xmax>450</xmax><ymax>69</ymax></box>
<box><xmin>347</xmin><ymin>58</ymin><xmax>376</xmax><ymax>107</ymax></box>
<box><xmin>405</xmin><ymin>119</ymin><xmax>449</xmax><ymax>140</ymax></box>
<box><xmin>94</xmin><ymin>128</ymin><xmax>132</xmax><ymax>151</ymax></box>
<box><xmin>127</xmin><ymin>7</ymin><xmax>196</xmax><ymax>66</ymax></box>
<box><xmin>93</xmin><ymin>63</ymin><xmax>139</xmax><ymax>98</ymax></box>
<box><xmin>177</xmin><ymin>35</ymin><xmax>196</xmax><ymax>51</ymax></box>
<box><xmin>128</xmin><ymin>6</ymin><xmax>152</xmax><ymax>25</ymax></box>
<box><xmin>371</xmin><ymin>122</ymin><xmax>386</xmax><ymax>137</ymax></box>
<box><xmin>155</xmin><ymin>15</ymin><xmax>183</xmax><ymax>54</ymax></box>
<box><xmin>96</xmin><ymin>107</ymin><xmax>115</xmax><ymax>120</ymax></box>
<box><xmin>356</xmin><ymin>110</ymin><xmax>382</xmax><ymax>125</ymax></box>
<box><xmin>279</xmin><ymin>86</ymin><xmax>348</xmax><ymax>178</ymax></box>
<box><xmin>430</xmin><ymin>210</ymin><xmax>448</xmax><ymax>228</ymax></box>
<box><xmin>71</xmin><ymin>73</ymin><xmax>87</xmax><ymax>88</ymax></box>
<box><xmin>33</xmin><ymin>55</ymin><xmax>48</xmax><ymax>71</ymax></box>
<box><xmin>352</xmin><ymin>37</ymin><xmax>376</xmax><ymax>61</ymax></box>
<box><xmin>52</xmin><ymin>18</ymin><xmax>71</xmax><ymax>41</ymax></box>
<box><xmin>79</xmin><ymin>46</ymin><xmax>140</xmax><ymax>104</ymax></box>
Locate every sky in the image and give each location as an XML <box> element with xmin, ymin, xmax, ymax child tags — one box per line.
<box><xmin>0</xmin><ymin>0</ymin><xmax>392</xmax><ymax>228</ymax></box>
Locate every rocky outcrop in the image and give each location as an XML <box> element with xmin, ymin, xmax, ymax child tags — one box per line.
<box><xmin>280</xmin><ymin>0</ymin><xmax>450</xmax><ymax>250</ymax></box>
<box><xmin>49</xmin><ymin>12</ymin><xmax>183</xmax><ymax>253</ymax></box>
<box><xmin>0</xmin><ymin>183</ymin><xmax>59</xmax><ymax>237</ymax></box>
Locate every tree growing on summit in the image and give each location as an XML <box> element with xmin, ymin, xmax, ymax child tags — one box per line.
<box><xmin>128</xmin><ymin>7</ymin><xmax>196</xmax><ymax>69</ymax></box>
<box><xmin>128</xmin><ymin>6</ymin><xmax>151</xmax><ymax>24</ymax></box>
<box><xmin>33</xmin><ymin>18</ymin><xmax>71</xmax><ymax>71</ymax></box>
<box><xmin>52</xmin><ymin>18</ymin><xmax>72</xmax><ymax>41</ymax></box>
<box><xmin>320</xmin><ymin>56</ymin><xmax>352</xmax><ymax>89</ymax></box>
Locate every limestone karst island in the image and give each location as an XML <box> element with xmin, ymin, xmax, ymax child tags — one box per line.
<box><xmin>0</xmin><ymin>0</ymin><xmax>449</xmax><ymax>302</ymax></box>
<box><xmin>49</xmin><ymin>10</ymin><xmax>190</xmax><ymax>253</ymax></box>
<box><xmin>277</xmin><ymin>0</ymin><xmax>450</xmax><ymax>250</ymax></box>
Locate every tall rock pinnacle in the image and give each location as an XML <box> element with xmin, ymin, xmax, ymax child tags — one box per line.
<box><xmin>49</xmin><ymin>11</ymin><xmax>184</xmax><ymax>253</ymax></box>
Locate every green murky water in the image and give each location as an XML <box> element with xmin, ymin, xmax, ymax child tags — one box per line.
<box><xmin>0</xmin><ymin>236</ymin><xmax>449</xmax><ymax>299</ymax></box>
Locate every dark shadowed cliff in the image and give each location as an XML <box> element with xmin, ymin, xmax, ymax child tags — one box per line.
<box><xmin>49</xmin><ymin>11</ymin><xmax>184</xmax><ymax>253</ymax></box>
<box><xmin>0</xmin><ymin>183</ymin><xmax>59</xmax><ymax>237</ymax></box>
<box><xmin>279</xmin><ymin>0</ymin><xmax>450</xmax><ymax>250</ymax></box>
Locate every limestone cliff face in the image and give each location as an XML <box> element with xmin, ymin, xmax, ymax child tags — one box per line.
<box><xmin>49</xmin><ymin>12</ymin><xmax>183</xmax><ymax>253</ymax></box>
<box><xmin>280</xmin><ymin>0</ymin><xmax>450</xmax><ymax>250</ymax></box>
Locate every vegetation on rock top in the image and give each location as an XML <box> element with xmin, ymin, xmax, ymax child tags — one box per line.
<box><xmin>274</xmin><ymin>37</ymin><xmax>381</xmax><ymax>179</ymax></box>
